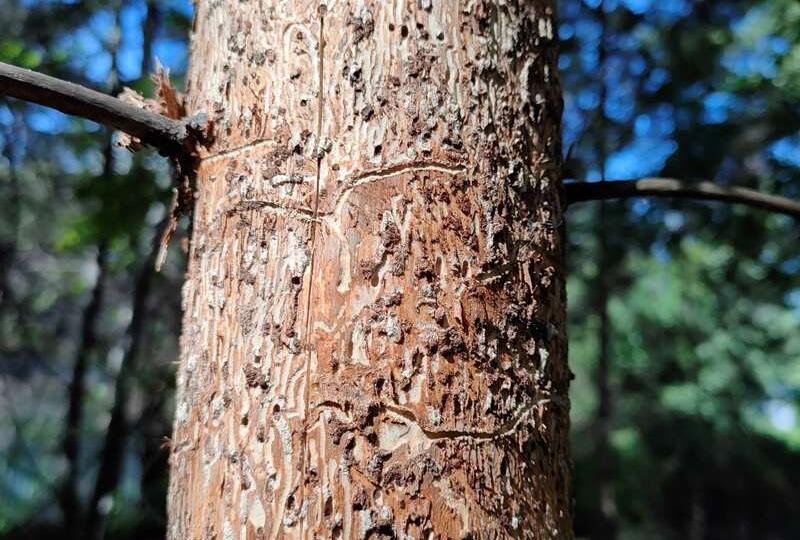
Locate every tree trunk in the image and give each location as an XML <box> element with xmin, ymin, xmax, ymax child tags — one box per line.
<box><xmin>60</xmin><ymin>241</ymin><xmax>107</xmax><ymax>539</ymax></box>
<box><xmin>167</xmin><ymin>1</ymin><xmax>570</xmax><ymax>538</ymax></box>
<box><xmin>87</xmin><ymin>229</ymin><xmax>159</xmax><ymax>540</ymax></box>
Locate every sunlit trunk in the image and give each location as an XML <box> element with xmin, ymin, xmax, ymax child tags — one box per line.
<box><xmin>167</xmin><ymin>1</ymin><xmax>571</xmax><ymax>537</ymax></box>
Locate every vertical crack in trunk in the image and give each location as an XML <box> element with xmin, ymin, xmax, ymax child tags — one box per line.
<box><xmin>299</xmin><ymin>4</ymin><xmax>327</xmax><ymax>533</ymax></box>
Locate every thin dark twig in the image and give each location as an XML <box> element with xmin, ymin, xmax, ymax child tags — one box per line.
<box><xmin>565</xmin><ymin>178</ymin><xmax>800</xmax><ymax>219</ymax></box>
<box><xmin>0</xmin><ymin>61</ymin><xmax>191</xmax><ymax>153</ymax></box>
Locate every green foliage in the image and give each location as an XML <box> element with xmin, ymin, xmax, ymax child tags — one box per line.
<box><xmin>56</xmin><ymin>151</ymin><xmax>167</xmax><ymax>252</ymax></box>
<box><xmin>0</xmin><ymin>40</ymin><xmax>42</xmax><ymax>68</ymax></box>
<box><xmin>563</xmin><ymin>1</ymin><xmax>800</xmax><ymax>537</ymax></box>
<box><xmin>0</xmin><ymin>1</ymin><xmax>185</xmax><ymax>537</ymax></box>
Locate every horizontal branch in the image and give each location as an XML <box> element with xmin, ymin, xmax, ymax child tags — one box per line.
<box><xmin>565</xmin><ymin>178</ymin><xmax>800</xmax><ymax>219</ymax></box>
<box><xmin>0</xmin><ymin>61</ymin><xmax>192</xmax><ymax>154</ymax></box>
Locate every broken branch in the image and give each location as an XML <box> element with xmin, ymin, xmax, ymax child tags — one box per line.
<box><xmin>0</xmin><ymin>61</ymin><xmax>194</xmax><ymax>154</ymax></box>
<box><xmin>565</xmin><ymin>178</ymin><xmax>800</xmax><ymax>219</ymax></box>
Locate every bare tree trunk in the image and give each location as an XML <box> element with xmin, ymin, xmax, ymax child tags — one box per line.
<box><xmin>590</xmin><ymin>7</ymin><xmax>617</xmax><ymax>538</ymax></box>
<box><xmin>0</xmin><ymin>119</ymin><xmax>22</xmax><ymax>315</ymax></box>
<box><xmin>60</xmin><ymin>241</ymin><xmax>107</xmax><ymax>539</ymax></box>
<box><xmin>61</xmin><ymin>112</ymin><xmax>120</xmax><ymax>537</ymax></box>
<box><xmin>140</xmin><ymin>0</ymin><xmax>159</xmax><ymax>77</ymax></box>
<box><xmin>86</xmin><ymin>233</ymin><xmax>159</xmax><ymax>540</ymax></box>
<box><xmin>168</xmin><ymin>1</ymin><xmax>571</xmax><ymax>538</ymax></box>
<box><xmin>591</xmin><ymin>202</ymin><xmax>617</xmax><ymax>540</ymax></box>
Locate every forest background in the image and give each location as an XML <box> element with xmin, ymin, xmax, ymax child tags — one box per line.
<box><xmin>0</xmin><ymin>0</ymin><xmax>799</xmax><ymax>538</ymax></box>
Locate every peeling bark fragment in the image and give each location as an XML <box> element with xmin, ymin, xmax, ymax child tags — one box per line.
<box><xmin>117</xmin><ymin>61</ymin><xmax>187</xmax><ymax>151</ymax></box>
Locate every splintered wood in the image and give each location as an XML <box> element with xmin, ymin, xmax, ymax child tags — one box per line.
<box><xmin>168</xmin><ymin>1</ymin><xmax>570</xmax><ymax>538</ymax></box>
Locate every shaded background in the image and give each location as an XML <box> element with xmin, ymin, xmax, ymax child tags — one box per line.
<box><xmin>0</xmin><ymin>0</ymin><xmax>798</xmax><ymax>538</ymax></box>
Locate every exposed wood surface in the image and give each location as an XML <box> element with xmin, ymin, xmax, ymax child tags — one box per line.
<box><xmin>168</xmin><ymin>1</ymin><xmax>572</xmax><ymax>538</ymax></box>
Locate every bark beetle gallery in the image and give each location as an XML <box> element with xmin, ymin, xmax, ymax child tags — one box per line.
<box><xmin>167</xmin><ymin>2</ymin><xmax>571</xmax><ymax>537</ymax></box>
<box><xmin>2</xmin><ymin>0</ymin><xmax>800</xmax><ymax>538</ymax></box>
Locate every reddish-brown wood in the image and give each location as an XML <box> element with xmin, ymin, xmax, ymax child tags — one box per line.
<box><xmin>167</xmin><ymin>1</ymin><xmax>571</xmax><ymax>538</ymax></box>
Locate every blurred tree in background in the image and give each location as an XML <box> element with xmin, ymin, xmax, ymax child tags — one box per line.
<box><xmin>0</xmin><ymin>0</ymin><xmax>797</xmax><ymax>538</ymax></box>
<box><xmin>561</xmin><ymin>0</ymin><xmax>800</xmax><ymax>539</ymax></box>
<box><xmin>0</xmin><ymin>1</ymin><xmax>190</xmax><ymax>538</ymax></box>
